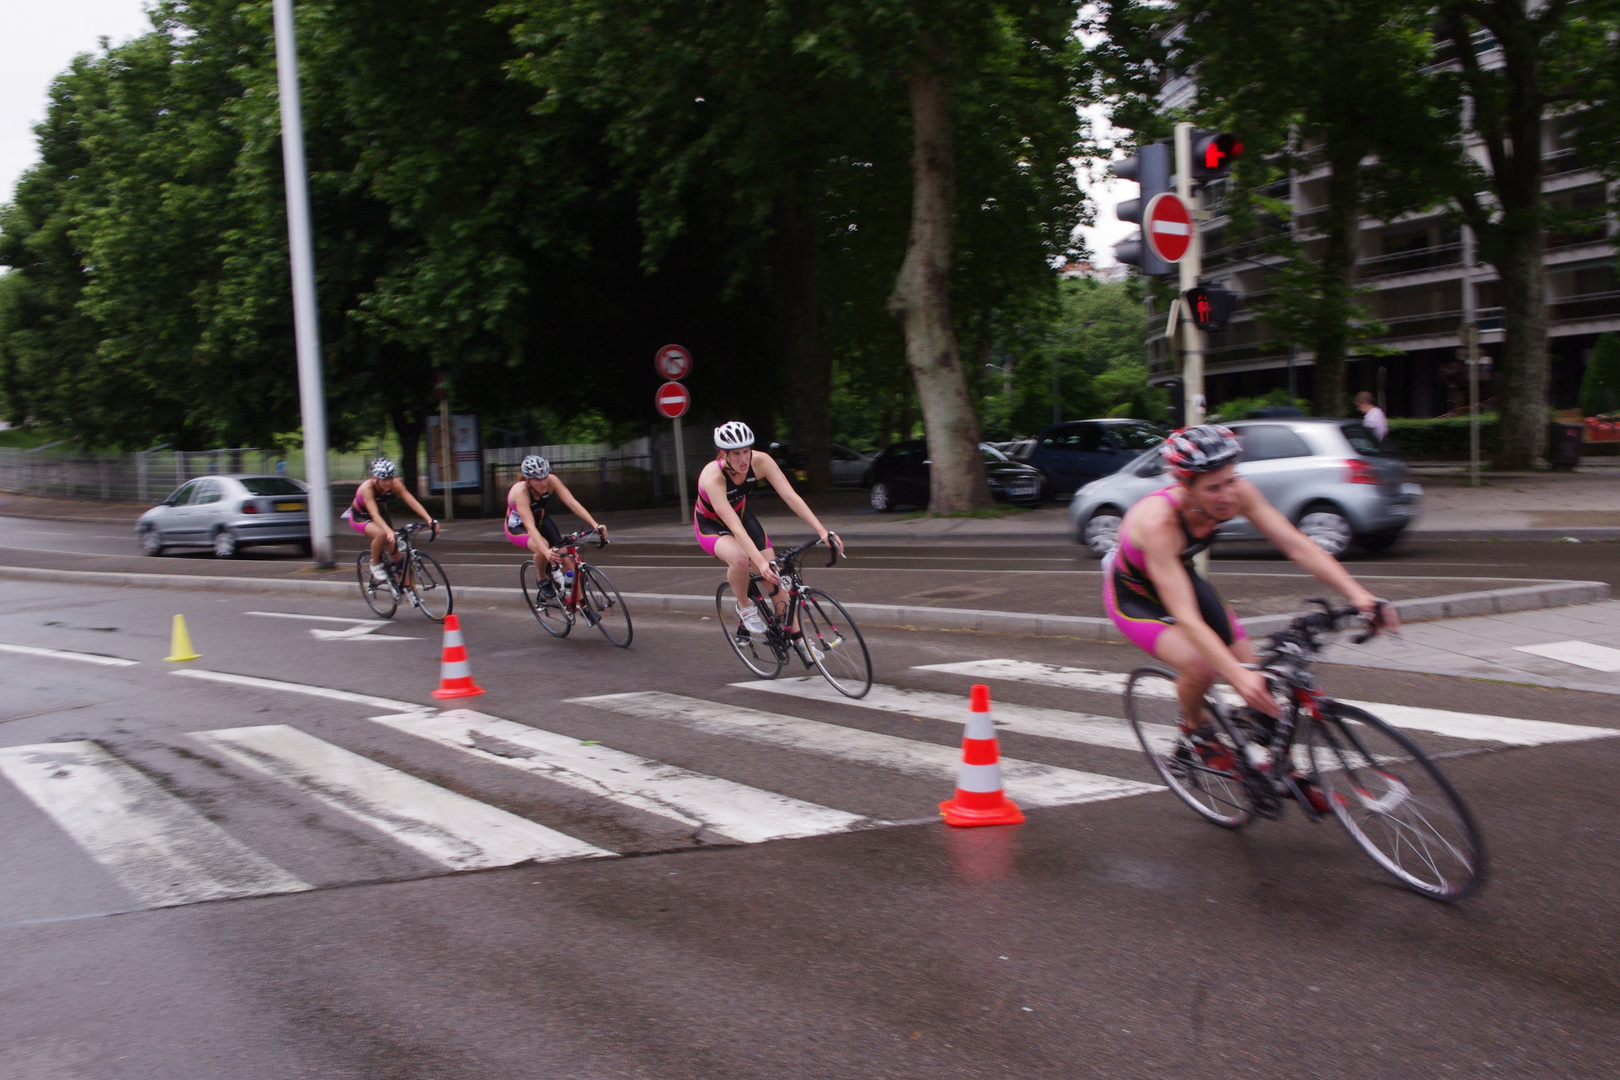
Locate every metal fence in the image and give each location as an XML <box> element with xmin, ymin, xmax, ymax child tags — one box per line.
<box><xmin>483</xmin><ymin>439</ymin><xmax>673</xmax><ymax>513</ymax></box>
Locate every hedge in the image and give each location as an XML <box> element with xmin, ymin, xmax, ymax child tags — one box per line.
<box><xmin>1384</xmin><ymin>415</ymin><xmax>1498</xmax><ymax>459</ymax></box>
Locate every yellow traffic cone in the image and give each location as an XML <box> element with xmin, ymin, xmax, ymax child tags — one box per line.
<box><xmin>165</xmin><ymin>614</ymin><xmax>200</xmax><ymax>662</ymax></box>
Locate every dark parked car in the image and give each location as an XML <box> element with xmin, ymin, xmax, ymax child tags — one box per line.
<box><xmin>1024</xmin><ymin>419</ymin><xmax>1165</xmax><ymax>497</ymax></box>
<box><xmin>865</xmin><ymin>441</ymin><xmax>1044</xmax><ymax>511</ymax></box>
<box><xmin>136</xmin><ymin>474</ymin><xmax>312</xmax><ymax>558</ymax></box>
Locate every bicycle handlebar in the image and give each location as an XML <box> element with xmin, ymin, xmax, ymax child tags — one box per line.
<box><xmin>773</xmin><ymin>533</ymin><xmax>842</xmax><ymax>568</ymax></box>
<box><xmin>557</xmin><ymin>525</ymin><xmax>608</xmax><ymax>549</ymax></box>
<box><xmin>1287</xmin><ymin>598</ymin><xmax>1389</xmax><ymax>646</ymax></box>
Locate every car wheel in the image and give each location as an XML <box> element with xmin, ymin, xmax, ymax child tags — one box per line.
<box><xmin>1357</xmin><ymin>531</ymin><xmax>1400</xmax><ymax>554</ymax></box>
<box><xmin>869</xmin><ymin>482</ymin><xmax>893</xmax><ymax>513</ymax></box>
<box><xmin>1081</xmin><ymin>507</ymin><xmax>1124</xmax><ymax>558</ymax></box>
<box><xmin>1296</xmin><ymin>504</ymin><xmax>1353</xmax><ymax>557</ymax></box>
<box><xmin>140</xmin><ymin>529</ymin><xmax>164</xmax><ymax>557</ymax></box>
<box><xmin>212</xmin><ymin>529</ymin><xmax>238</xmax><ymax>559</ymax></box>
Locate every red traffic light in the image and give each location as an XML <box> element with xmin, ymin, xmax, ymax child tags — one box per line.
<box><xmin>1191</xmin><ymin>132</ymin><xmax>1243</xmax><ymax>180</ymax></box>
<box><xmin>1184</xmin><ymin>286</ymin><xmax>1236</xmax><ymax>331</ymax></box>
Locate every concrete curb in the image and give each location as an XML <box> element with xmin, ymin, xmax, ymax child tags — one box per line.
<box><xmin>0</xmin><ymin>564</ymin><xmax>1607</xmax><ymax>640</ymax></box>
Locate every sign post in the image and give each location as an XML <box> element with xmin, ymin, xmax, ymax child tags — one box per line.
<box><xmin>654</xmin><ymin>345</ymin><xmax>693</xmax><ymax>520</ymax></box>
<box><xmin>1461</xmin><ymin>323</ymin><xmax>1481</xmax><ymax>487</ymax></box>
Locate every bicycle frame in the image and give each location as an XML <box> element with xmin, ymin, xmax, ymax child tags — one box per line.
<box><xmin>744</xmin><ymin>536</ymin><xmax>835</xmax><ymax>643</ymax></box>
<box><xmin>548</xmin><ymin>527</ymin><xmax>605</xmax><ymax>613</ymax></box>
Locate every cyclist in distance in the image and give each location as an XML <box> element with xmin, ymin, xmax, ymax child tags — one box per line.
<box><xmin>1103</xmin><ymin>424</ymin><xmax>1396</xmax><ymax>736</ymax></box>
<box><xmin>697</xmin><ymin>421</ymin><xmax>843</xmax><ymax>639</ymax></box>
<box><xmin>344</xmin><ymin>459</ymin><xmax>437</xmax><ymax>584</ymax></box>
<box><xmin>505</xmin><ymin>455</ymin><xmax>608</xmax><ymax>595</ymax></box>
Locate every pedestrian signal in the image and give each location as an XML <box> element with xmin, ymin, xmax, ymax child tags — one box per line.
<box><xmin>1184</xmin><ymin>286</ymin><xmax>1236</xmax><ymax>331</ymax></box>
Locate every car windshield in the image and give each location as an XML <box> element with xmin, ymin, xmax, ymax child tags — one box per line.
<box><xmin>1114</xmin><ymin>424</ymin><xmax>1166</xmax><ymax>451</ymax></box>
<box><xmin>1339</xmin><ymin>422</ymin><xmax>1389</xmax><ymax>457</ymax></box>
<box><xmin>239</xmin><ymin>477</ymin><xmax>306</xmax><ymax>496</ymax></box>
<box><xmin>979</xmin><ymin>443</ymin><xmax>1010</xmax><ymax>463</ymax></box>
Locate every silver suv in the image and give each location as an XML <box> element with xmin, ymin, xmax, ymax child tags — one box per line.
<box><xmin>1069</xmin><ymin>418</ymin><xmax>1422</xmax><ymax>557</ymax></box>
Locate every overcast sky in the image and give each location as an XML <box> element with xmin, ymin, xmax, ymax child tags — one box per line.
<box><xmin>2</xmin><ymin>0</ymin><xmax>1130</xmax><ymax>261</ymax></box>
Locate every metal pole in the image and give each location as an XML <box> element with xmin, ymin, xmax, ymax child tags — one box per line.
<box><xmin>273</xmin><ymin>0</ymin><xmax>333</xmax><ymax>567</ymax></box>
<box><xmin>439</xmin><ymin>395</ymin><xmax>454</xmax><ymax>521</ymax></box>
<box><xmin>673</xmin><ymin>417</ymin><xmax>690</xmax><ymax>522</ymax></box>
<box><xmin>1464</xmin><ymin>323</ymin><xmax>1481</xmax><ymax>487</ymax></box>
<box><xmin>1051</xmin><ymin>356</ymin><xmax>1060</xmax><ymax>424</ymax></box>
<box><xmin>1175</xmin><ymin>122</ymin><xmax>1206</xmax><ymax>427</ymax></box>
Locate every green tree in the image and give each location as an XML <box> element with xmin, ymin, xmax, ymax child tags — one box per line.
<box><xmin>1580</xmin><ymin>333</ymin><xmax>1620</xmax><ymax>416</ymax></box>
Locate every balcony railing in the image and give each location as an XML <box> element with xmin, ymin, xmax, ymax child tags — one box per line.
<box><xmin>1358</xmin><ymin>243</ymin><xmax>1464</xmax><ymax>280</ymax></box>
<box><xmin>1551</xmin><ymin>291</ymin><xmax>1620</xmax><ymax>324</ymax></box>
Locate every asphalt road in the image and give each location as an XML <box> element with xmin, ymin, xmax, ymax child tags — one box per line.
<box><xmin>2</xmin><ymin>578</ymin><xmax>1617</xmax><ymax>1078</ymax></box>
<box><xmin>2</xmin><ymin>513</ymin><xmax>1616</xmax><ymax>621</ymax></box>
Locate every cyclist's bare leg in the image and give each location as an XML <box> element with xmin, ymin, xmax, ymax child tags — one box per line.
<box><xmin>364</xmin><ymin>521</ymin><xmax>393</xmax><ymax>566</ymax></box>
<box><xmin>759</xmin><ymin>546</ymin><xmax>793</xmax><ymax>630</ymax></box>
<box><xmin>526</xmin><ymin>536</ymin><xmax>548</xmax><ymax>576</ymax></box>
<box><xmin>712</xmin><ymin>535</ymin><xmax>754</xmax><ymax>613</ymax></box>
<box><xmin>1151</xmin><ymin>625</ymin><xmax>1259</xmax><ymax>727</ymax></box>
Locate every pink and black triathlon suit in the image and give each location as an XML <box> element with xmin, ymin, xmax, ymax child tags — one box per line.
<box><xmin>693</xmin><ymin>459</ymin><xmax>770</xmax><ymax>557</ymax></box>
<box><xmin>504</xmin><ymin>484</ymin><xmax>563</xmax><ymax>549</ymax></box>
<box><xmin>344</xmin><ymin>480</ymin><xmax>391</xmax><ymax>536</ymax></box>
<box><xmin>1103</xmin><ymin>486</ymin><xmax>1248</xmax><ymax>655</ymax></box>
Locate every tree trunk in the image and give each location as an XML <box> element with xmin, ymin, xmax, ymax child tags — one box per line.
<box><xmin>1310</xmin><ymin>145</ymin><xmax>1363</xmax><ymax>417</ymax></box>
<box><xmin>771</xmin><ymin>199</ymin><xmax>832</xmax><ymax>491</ymax></box>
<box><xmin>1490</xmin><ymin>223</ymin><xmax>1548</xmax><ymax>468</ymax></box>
<box><xmin>886</xmin><ymin>68</ymin><xmax>990</xmax><ymax>513</ymax></box>
<box><xmin>391</xmin><ymin>408</ymin><xmax>423</xmax><ymax>495</ymax></box>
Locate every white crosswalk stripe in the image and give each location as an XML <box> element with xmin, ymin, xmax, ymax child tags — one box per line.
<box><xmin>368</xmin><ymin>709</ymin><xmax>871</xmax><ymax>843</ymax></box>
<box><xmin>0</xmin><ymin>741</ymin><xmax>311</xmax><ymax>908</ymax></box>
<box><xmin>914</xmin><ymin>658</ymin><xmax>1620</xmax><ymax>747</ymax></box>
<box><xmin>568</xmin><ymin>691</ymin><xmax>1159</xmax><ymax>808</ymax></box>
<box><xmin>734</xmin><ymin>677</ymin><xmax>1165</xmax><ymax>753</ymax></box>
<box><xmin>193</xmin><ymin>725</ymin><xmax>615</xmax><ymax>870</ymax></box>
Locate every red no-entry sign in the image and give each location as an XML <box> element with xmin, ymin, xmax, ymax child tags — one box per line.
<box><xmin>1144</xmin><ymin>193</ymin><xmax>1192</xmax><ymax>264</ymax></box>
<box><xmin>654</xmin><ymin>344</ymin><xmax>692</xmax><ymax>381</ymax></box>
<box><xmin>654</xmin><ymin>381</ymin><xmax>691</xmax><ymax>419</ymax></box>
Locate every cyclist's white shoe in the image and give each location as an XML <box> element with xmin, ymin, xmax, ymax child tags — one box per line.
<box><xmin>370</xmin><ymin>563</ymin><xmax>388</xmax><ymax>583</ymax></box>
<box><xmin>793</xmin><ymin>635</ymin><xmax>824</xmax><ymax>665</ymax></box>
<box><xmin>736</xmin><ymin>604</ymin><xmax>767</xmax><ymax>635</ymax></box>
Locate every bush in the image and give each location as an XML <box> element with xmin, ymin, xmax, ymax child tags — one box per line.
<box><xmin>1579</xmin><ymin>333</ymin><xmax>1620</xmax><ymax>417</ymax></box>
<box><xmin>1384</xmin><ymin>414</ymin><xmax>1498</xmax><ymax>458</ymax></box>
<box><xmin>1207</xmin><ymin>388</ymin><xmax>1309</xmax><ymax>422</ymax></box>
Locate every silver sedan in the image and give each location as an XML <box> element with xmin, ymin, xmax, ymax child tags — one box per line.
<box><xmin>1069</xmin><ymin>418</ymin><xmax>1423</xmax><ymax>558</ymax></box>
<box><xmin>136</xmin><ymin>474</ymin><xmax>313</xmax><ymax>558</ymax></box>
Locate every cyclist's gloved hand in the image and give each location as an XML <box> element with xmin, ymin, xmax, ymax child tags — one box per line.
<box><xmin>757</xmin><ymin>559</ymin><xmax>781</xmax><ymax>587</ymax></box>
<box><xmin>1232</xmin><ymin>667</ymin><xmax>1280</xmax><ymax>718</ymax></box>
<box><xmin>1354</xmin><ymin>597</ymin><xmax>1397</xmax><ymax>642</ymax></box>
<box><xmin>823</xmin><ymin>531</ymin><xmax>844</xmax><ymax>558</ymax></box>
<box><xmin>430</xmin><ymin>519</ymin><xmax>439</xmax><ymax>540</ymax></box>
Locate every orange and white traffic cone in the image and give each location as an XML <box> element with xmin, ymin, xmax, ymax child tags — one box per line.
<box><xmin>939</xmin><ymin>683</ymin><xmax>1024</xmax><ymax>827</ymax></box>
<box><xmin>430</xmin><ymin>614</ymin><xmax>485</xmax><ymax>700</ymax></box>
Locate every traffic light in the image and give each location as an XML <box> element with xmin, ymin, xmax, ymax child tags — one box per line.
<box><xmin>1184</xmin><ymin>285</ymin><xmax>1237</xmax><ymax>331</ymax></box>
<box><xmin>1190</xmin><ymin>131</ymin><xmax>1243</xmax><ymax>183</ymax></box>
<box><xmin>1110</xmin><ymin>140</ymin><xmax>1172</xmax><ymax>277</ymax></box>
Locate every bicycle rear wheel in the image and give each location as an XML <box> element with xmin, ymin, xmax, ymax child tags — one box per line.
<box><xmin>1307</xmin><ymin>702</ymin><xmax>1484</xmax><ymax>902</ymax></box>
<box><xmin>715</xmin><ymin>582</ymin><xmax>783</xmax><ymax>678</ymax></box>
<box><xmin>798</xmin><ymin>588</ymin><xmax>871</xmax><ymax>698</ymax></box>
<box><xmin>580</xmin><ymin>565</ymin><xmax>632</xmax><ymax>648</ymax></box>
<box><xmin>355</xmin><ymin>553</ymin><xmax>397</xmax><ymax>619</ymax></box>
<box><xmin>1125</xmin><ymin>666</ymin><xmax>1251</xmax><ymax>829</ymax></box>
<box><xmin>407</xmin><ymin>551</ymin><xmax>452</xmax><ymax>622</ymax></box>
<box><xmin>520</xmin><ymin>561</ymin><xmax>571</xmax><ymax>637</ymax></box>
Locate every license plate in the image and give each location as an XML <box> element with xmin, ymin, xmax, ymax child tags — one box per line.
<box><xmin>275</xmin><ymin>501</ymin><xmax>306</xmax><ymax>512</ymax></box>
<box><xmin>1390</xmin><ymin>503</ymin><xmax>1414</xmax><ymax>516</ymax></box>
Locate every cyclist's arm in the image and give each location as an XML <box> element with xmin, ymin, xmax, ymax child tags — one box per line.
<box><xmin>754</xmin><ymin>453</ymin><xmax>837</xmax><ymax>550</ymax></box>
<box><xmin>1142</xmin><ymin>516</ymin><xmax>1254</xmax><ymax>690</ymax></box>
<box><xmin>1241</xmin><ymin>482</ymin><xmax>1395</xmax><ymax>627</ymax></box>
<box><xmin>548</xmin><ymin>477</ymin><xmax>604</xmax><ymax>538</ymax></box>
<box><xmin>700</xmin><ymin>464</ymin><xmax>772</xmax><ymax>572</ymax></box>
<box><xmin>394</xmin><ymin>483</ymin><xmax>435</xmax><ymax>526</ymax></box>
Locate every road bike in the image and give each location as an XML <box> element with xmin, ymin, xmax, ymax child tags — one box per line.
<box><xmin>518</xmin><ymin>526</ymin><xmax>632</xmax><ymax>648</ymax></box>
<box><xmin>356</xmin><ymin>522</ymin><xmax>452</xmax><ymax>622</ymax></box>
<box><xmin>717</xmin><ymin>536</ymin><xmax>872</xmax><ymax>698</ymax></box>
<box><xmin>1124</xmin><ymin>600</ymin><xmax>1484</xmax><ymax>902</ymax></box>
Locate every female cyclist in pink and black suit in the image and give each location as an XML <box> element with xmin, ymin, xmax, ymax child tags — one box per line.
<box><xmin>1103</xmin><ymin>425</ymin><xmax>1396</xmax><ymax>743</ymax></box>
<box><xmin>504</xmin><ymin>455</ymin><xmax>606</xmax><ymax>595</ymax></box>
<box><xmin>343</xmin><ymin>459</ymin><xmax>436</xmax><ymax>584</ymax></box>
<box><xmin>696</xmin><ymin>421</ymin><xmax>842</xmax><ymax>638</ymax></box>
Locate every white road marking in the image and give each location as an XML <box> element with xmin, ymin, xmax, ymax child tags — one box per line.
<box><xmin>244</xmin><ymin>610</ymin><xmax>412</xmax><ymax>641</ymax></box>
<box><xmin>914</xmin><ymin>658</ymin><xmax>1619</xmax><ymax>748</ymax></box>
<box><xmin>0</xmin><ymin>741</ymin><xmax>311</xmax><ymax>907</ymax></box>
<box><xmin>569</xmin><ymin>692</ymin><xmax>1158</xmax><ymax>808</ymax></box>
<box><xmin>369</xmin><ymin>709</ymin><xmax>869</xmax><ymax>843</ymax></box>
<box><xmin>173</xmin><ymin>668</ymin><xmax>428</xmax><ymax>714</ymax></box>
<box><xmin>0</xmin><ymin>642</ymin><xmax>138</xmax><ymax>667</ymax></box>
<box><xmin>194</xmin><ymin>725</ymin><xmax>613</xmax><ymax>869</ymax></box>
<box><xmin>1514</xmin><ymin>640</ymin><xmax>1620</xmax><ymax>673</ymax></box>
<box><xmin>735</xmin><ymin>677</ymin><xmax>1159</xmax><ymax>753</ymax></box>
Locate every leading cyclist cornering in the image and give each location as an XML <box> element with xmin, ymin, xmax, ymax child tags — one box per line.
<box><xmin>1103</xmin><ymin>425</ymin><xmax>1396</xmax><ymax>769</ymax></box>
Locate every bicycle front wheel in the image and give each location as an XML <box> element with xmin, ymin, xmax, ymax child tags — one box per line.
<box><xmin>1307</xmin><ymin>702</ymin><xmax>1484</xmax><ymax>902</ymax></box>
<box><xmin>1125</xmin><ymin>666</ymin><xmax>1251</xmax><ymax>829</ymax></box>
<box><xmin>715</xmin><ymin>582</ymin><xmax>783</xmax><ymax>678</ymax></box>
<box><xmin>356</xmin><ymin>553</ymin><xmax>397</xmax><ymax>619</ymax></box>
<box><xmin>580</xmin><ymin>565</ymin><xmax>633</xmax><ymax>648</ymax></box>
<box><xmin>407</xmin><ymin>551</ymin><xmax>452</xmax><ymax>622</ymax></box>
<box><xmin>520</xmin><ymin>561</ymin><xmax>571</xmax><ymax>638</ymax></box>
<box><xmin>798</xmin><ymin>588</ymin><xmax>871</xmax><ymax>698</ymax></box>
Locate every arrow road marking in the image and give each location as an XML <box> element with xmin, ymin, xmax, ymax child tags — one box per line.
<box><xmin>244</xmin><ymin>610</ymin><xmax>411</xmax><ymax>641</ymax></box>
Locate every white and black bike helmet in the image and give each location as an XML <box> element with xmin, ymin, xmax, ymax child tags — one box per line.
<box><xmin>521</xmin><ymin>454</ymin><xmax>552</xmax><ymax>480</ymax></box>
<box><xmin>370</xmin><ymin>458</ymin><xmax>397</xmax><ymax>480</ymax></box>
<box><xmin>713</xmin><ymin>421</ymin><xmax>755</xmax><ymax>450</ymax></box>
